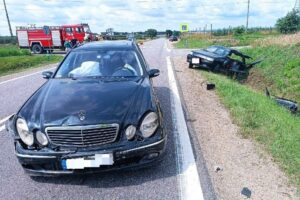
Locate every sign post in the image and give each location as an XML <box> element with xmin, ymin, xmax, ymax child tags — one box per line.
<box><xmin>180</xmin><ymin>23</ymin><xmax>189</xmax><ymax>48</ymax></box>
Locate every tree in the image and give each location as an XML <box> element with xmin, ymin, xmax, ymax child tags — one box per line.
<box><xmin>166</xmin><ymin>30</ymin><xmax>173</xmax><ymax>37</ymax></box>
<box><xmin>145</xmin><ymin>29</ymin><xmax>157</xmax><ymax>39</ymax></box>
<box><xmin>276</xmin><ymin>9</ymin><xmax>300</xmax><ymax>34</ymax></box>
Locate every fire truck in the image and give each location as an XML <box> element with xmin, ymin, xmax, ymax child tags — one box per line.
<box><xmin>16</xmin><ymin>24</ymin><xmax>95</xmax><ymax>54</ymax></box>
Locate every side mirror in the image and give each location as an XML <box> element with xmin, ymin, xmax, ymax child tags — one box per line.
<box><xmin>42</xmin><ymin>71</ymin><xmax>53</xmax><ymax>79</ymax></box>
<box><xmin>148</xmin><ymin>69</ymin><xmax>160</xmax><ymax>78</ymax></box>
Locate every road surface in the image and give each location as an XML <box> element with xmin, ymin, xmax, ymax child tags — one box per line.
<box><xmin>0</xmin><ymin>38</ymin><xmax>216</xmax><ymax>200</ymax></box>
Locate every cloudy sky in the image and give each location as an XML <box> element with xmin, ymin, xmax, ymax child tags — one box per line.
<box><xmin>0</xmin><ymin>0</ymin><xmax>296</xmax><ymax>35</ymax></box>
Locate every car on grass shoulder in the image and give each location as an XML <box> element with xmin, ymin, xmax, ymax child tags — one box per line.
<box><xmin>7</xmin><ymin>40</ymin><xmax>166</xmax><ymax>176</ymax></box>
<box><xmin>187</xmin><ymin>45</ymin><xmax>261</xmax><ymax>77</ymax></box>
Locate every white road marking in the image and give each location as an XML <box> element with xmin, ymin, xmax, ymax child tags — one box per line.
<box><xmin>0</xmin><ymin>125</ymin><xmax>5</xmax><ymax>132</ymax></box>
<box><xmin>0</xmin><ymin>67</ymin><xmax>56</xmax><ymax>86</ymax></box>
<box><xmin>166</xmin><ymin>56</ymin><xmax>204</xmax><ymax>200</ymax></box>
<box><xmin>0</xmin><ymin>114</ymin><xmax>12</xmax><ymax>125</ymax></box>
<box><xmin>165</xmin><ymin>41</ymin><xmax>171</xmax><ymax>52</ymax></box>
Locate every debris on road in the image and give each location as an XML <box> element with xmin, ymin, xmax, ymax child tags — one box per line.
<box><xmin>207</xmin><ymin>83</ymin><xmax>215</xmax><ymax>90</ymax></box>
<box><xmin>241</xmin><ymin>187</ymin><xmax>252</xmax><ymax>198</ymax></box>
<box><xmin>265</xmin><ymin>88</ymin><xmax>298</xmax><ymax>113</ymax></box>
<box><xmin>214</xmin><ymin>165</ymin><xmax>223</xmax><ymax>172</ymax></box>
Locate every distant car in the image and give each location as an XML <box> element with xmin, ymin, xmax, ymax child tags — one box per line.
<box><xmin>187</xmin><ymin>45</ymin><xmax>261</xmax><ymax>76</ymax></box>
<box><xmin>169</xmin><ymin>36</ymin><xmax>178</xmax><ymax>42</ymax></box>
<box><xmin>7</xmin><ymin>40</ymin><xmax>166</xmax><ymax>176</ymax></box>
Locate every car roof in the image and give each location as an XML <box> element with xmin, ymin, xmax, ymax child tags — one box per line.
<box><xmin>74</xmin><ymin>40</ymin><xmax>135</xmax><ymax>51</ymax></box>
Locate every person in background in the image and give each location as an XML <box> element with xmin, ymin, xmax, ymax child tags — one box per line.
<box><xmin>64</xmin><ymin>40</ymin><xmax>72</xmax><ymax>53</ymax></box>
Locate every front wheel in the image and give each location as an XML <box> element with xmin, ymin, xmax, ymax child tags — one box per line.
<box><xmin>31</xmin><ymin>44</ymin><xmax>43</xmax><ymax>54</ymax></box>
<box><xmin>188</xmin><ymin>63</ymin><xmax>193</xmax><ymax>68</ymax></box>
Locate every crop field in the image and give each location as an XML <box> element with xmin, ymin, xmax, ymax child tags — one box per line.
<box><xmin>175</xmin><ymin>31</ymin><xmax>279</xmax><ymax>48</ymax></box>
<box><xmin>0</xmin><ymin>45</ymin><xmax>62</xmax><ymax>76</ymax></box>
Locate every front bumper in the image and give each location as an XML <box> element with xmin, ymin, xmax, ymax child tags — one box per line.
<box><xmin>15</xmin><ymin>137</ymin><xmax>166</xmax><ymax>176</ymax></box>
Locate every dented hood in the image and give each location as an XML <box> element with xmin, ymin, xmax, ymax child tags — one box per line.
<box><xmin>18</xmin><ymin>77</ymin><xmax>155</xmax><ymax>131</ymax></box>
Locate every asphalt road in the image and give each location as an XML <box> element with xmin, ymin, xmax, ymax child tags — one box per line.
<box><xmin>0</xmin><ymin>38</ymin><xmax>216</xmax><ymax>200</ymax></box>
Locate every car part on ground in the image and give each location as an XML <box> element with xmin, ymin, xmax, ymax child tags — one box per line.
<box><xmin>265</xmin><ymin>88</ymin><xmax>298</xmax><ymax>113</ymax></box>
<box><xmin>187</xmin><ymin>45</ymin><xmax>262</xmax><ymax>79</ymax></box>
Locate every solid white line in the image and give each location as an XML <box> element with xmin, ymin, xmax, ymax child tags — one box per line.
<box><xmin>165</xmin><ymin>41</ymin><xmax>171</xmax><ymax>52</ymax></box>
<box><xmin>166</xmin><ymin>56</ymin><xmax>204</xmax><ymax>200</ymax></box>
<box><xmin>0</xmin><ymin>67</ymin><xmax>56</xmax><ymax>86</ymax></box>
<box><xmin>0</xmin><ymin>125</ymin><xmax>5</xmax><ymax>132</ymax></box>
<box><xmin>0</xmin><ymin>114</ymin><xmax>12</xmax><ymax>125</ymax></box>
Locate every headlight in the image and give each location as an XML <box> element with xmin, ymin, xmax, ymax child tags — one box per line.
<box><xmin>36</xmin><ymin>131</ymin><xmax>48</xmax><ymax>146</ymax></box>
<box><xmin>16</xmin><ymin>118</ymin><xmax>34</xmax><ymax>146</ymax></box>
<box><xmin>125</xmin><ymin>125</ymin><xmax>136</xmax><ymax>140</ymax></box>
<box><xmin>140</xmin><ymin>112</ymin><xmax>159</xmax><ymax>138</ymax></box>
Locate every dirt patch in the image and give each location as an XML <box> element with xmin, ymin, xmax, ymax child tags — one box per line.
<box><xmin>172</xmin><ymin>56</ymin><xmax>298</xmax><ymax>199</ymax></box>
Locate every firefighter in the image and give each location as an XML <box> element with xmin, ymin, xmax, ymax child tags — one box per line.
<box><xmin>64</xmin><ymin>40</ymin><xmax>72</xmax><ymax>52</ymax></box>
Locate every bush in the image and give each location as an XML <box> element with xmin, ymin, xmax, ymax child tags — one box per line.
<box><xmin>276</xmin><ymin>9</ymin><xmax>300</xmax><ymax>34</ymax></box>
<box><xmin>233</xmin><ymin>26</ymin><xmax>246</xmax><ymax>35</ymax></box>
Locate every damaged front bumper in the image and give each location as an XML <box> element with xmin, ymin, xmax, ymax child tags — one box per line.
<box><xmin>15</xmin><ymin>137</ymin><xmax>166</xmax><ymax>176</ymax></box>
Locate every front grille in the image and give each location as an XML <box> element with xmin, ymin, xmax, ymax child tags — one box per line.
<box><xmin>45</xmin><ymin>124</ymin><xmax>119</xmax><ymax>147</ymax></box>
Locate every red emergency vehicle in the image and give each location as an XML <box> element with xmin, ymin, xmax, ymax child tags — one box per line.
<box><xmin>16</xmin><ymin>24</ymin><xmax>94</xmax><ymax>54</ymax></box>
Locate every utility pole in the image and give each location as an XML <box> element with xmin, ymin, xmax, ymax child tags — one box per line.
<box><xmin>3</xmin><ymin>0</ymin><xmax>13</xmax><ymax>37</ymax></box>
<box><xmin>246</xmin><ymin>0</ymin><xmax>250</xmax><ymax>32</ymax></box>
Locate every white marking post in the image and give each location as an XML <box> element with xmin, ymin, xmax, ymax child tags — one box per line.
<box><xmin>166</xmin><ymin>56</ymin><xmax>204</xmax><ymax>200</ymax></box>
<box><xmin>0</xmin><ymin>115</ymin><xmax>12</xmax><ymax>125</ymax></box>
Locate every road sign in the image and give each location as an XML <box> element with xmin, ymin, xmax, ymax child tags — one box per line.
<box><xmin>180</xmin><ymin>23</ymin><xmax>189</xmax><ymax>33</ymax></box>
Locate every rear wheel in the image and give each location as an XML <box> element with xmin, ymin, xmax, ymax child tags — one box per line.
<box><xmin>31</xmin><ymin>44</ymin><xmax>43</xmax><ymax>54</ymax></box>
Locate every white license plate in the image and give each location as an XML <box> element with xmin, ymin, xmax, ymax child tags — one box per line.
<box><xmin>62</xmin><ymin>154</ymin><xmax>114</xmax><ymax>170</ymax></box>
<box><xmin>192</xmin><ymin>58</ymin><xmax>200</xmax><ymax>64</ymax></box>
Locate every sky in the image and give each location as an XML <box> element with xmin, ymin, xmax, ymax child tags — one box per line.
<box><xmin>0</xmin><ymin>0</ymin><xmax>297</xmax><ymax>35</ymax></box>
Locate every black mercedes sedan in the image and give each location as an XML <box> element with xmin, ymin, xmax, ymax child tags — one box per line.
<box><xmin>7</xmin><ymin>40</ymin><xmax>166</xmax><ymax>176</ymax></box>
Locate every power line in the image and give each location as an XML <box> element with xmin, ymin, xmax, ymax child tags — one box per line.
<box><xmin>2</xmin><ymin>0</ymin><xmax>13</xmax><ymax>37</ymax></box>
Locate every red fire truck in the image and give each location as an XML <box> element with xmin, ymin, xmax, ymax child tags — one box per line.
<box><xmin>16</xmin><ymin>24</ymin><xmax>95</xmax><ymax>54</ymax></box>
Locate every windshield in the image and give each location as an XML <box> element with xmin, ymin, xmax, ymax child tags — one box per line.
<box><xmin>83</xmin><ymin>25</ymin><xmax>91</xmax><ymax>33</ymax></box>
<box><xmin>205</xmin><ymin>46</ymin><xmax>229</xmax><ymax>56</ymax></box>
<box><xmin>55</xmin><ymin>50</ymin><xmax>143</xmax><ymax>78</ymax></box>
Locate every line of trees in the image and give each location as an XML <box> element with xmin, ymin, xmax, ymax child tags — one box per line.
<box><xmin>276</xmin><ymin>9</ymin><xmax>300</xmax><ymax>34</ymax></box>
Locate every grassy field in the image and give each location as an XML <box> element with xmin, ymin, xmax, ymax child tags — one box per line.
<box><xmin>202</xmin><ymin>71</ymin><xmax>300</xmax><ymax>190</ymax></box>
<box><xmin>242</xmin><ymin>44</ymin><xmax>300</xmax><ymax>103</ymax></box>
<box><xmin>175</xmin><ymin>31</ymin><xmax>279</xmax><ymax>48</ymax></box>
<box><xmin>0</xmin><ymin>45</ymin><xmax>62</xmax><ymax>76</ymax></box>
<box><xmin>0</xmin><ymin>45</ymin><xmax>31</xmax><ymax>57</ymax></box>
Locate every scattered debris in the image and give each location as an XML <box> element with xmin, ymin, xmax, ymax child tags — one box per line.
<box><xmin>214</xmin><ymin>165</ymin><xmax>223</xmax><ymax>172</ymax></box>
<box><xmin>265</xmin><ymin>88</ymin><xmax>298</xmax><ymax>113</ymax></box>
<box><xmin>207</xmin><ymin>83</ymin><xmax>215</xmax><ymax>90</ymax></box>
<box><xmin>241</xmin><ymin>187</ymin><xmax>252</xmax><ymax>198</ymax></box>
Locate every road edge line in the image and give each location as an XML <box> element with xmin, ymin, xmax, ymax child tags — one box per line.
<box><xmin>166</xmin><ymin>56</ymin><xmax>204</xmax><ymax>200</ymax></box>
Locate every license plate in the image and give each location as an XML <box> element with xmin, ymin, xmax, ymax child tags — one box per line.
<box><xmin>61</xmin><ymin>154</ymin><xmax>114</xmax><ymax>170</ymax></box>
<box><xmin>192</xmin><ymin>58</ymin><xmax>200</xmax><ymax>64</ymax></box>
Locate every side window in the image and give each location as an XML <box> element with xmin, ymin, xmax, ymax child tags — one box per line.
<box><xmin>65</xmin><ymin>27</ymin><xmax>73</xmax><ymax>34</ymax></box>
<box><xmin>76</xmin><ymin>27</ymin><xmax>82</xmax><ymax>33</ymax></box>
<box><xmin>135</xmin><ymin>45</ymin><xmax>149</xmax><ymax>70</ymax></box>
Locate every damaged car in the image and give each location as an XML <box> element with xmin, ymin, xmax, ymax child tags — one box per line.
<box><xmin>187</xmin><ymin>45</ymin><xmax>261</xmax><ymax>77</ymax></box>
<box><xmin>7</xmin><ymin>40</ymin><xmax>166</xmax><ymax>176</ymax></box>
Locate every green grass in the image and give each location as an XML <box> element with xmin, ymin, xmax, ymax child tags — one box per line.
<box><xmin>0</xmin><ymin>55</ymin><xmax>62</xmax><ymax>76</ymax></box>
<box><xmin>175</xmin><ymin>31</ymin><xmax>279</xmax><ymax>48</ymax></box>
<box><xmin>0</xmin><ymin>45</ymin><xmax>31</xmax><ymax>57</ymax></box>
<box><xmin>242</xmin><ymin>44</ymin><xmax>300</xmax><ymax>103</ymax></box>
<box><xmin>201</xmin><ymin>71</ymin><xmax>300</xmax><ymax>189</ymax></box>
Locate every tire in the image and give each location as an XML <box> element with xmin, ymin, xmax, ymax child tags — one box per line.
<box><xmin>188</xmin><ymin>63</ymin><xmax>193</xmax><ymax>68</ymax></box>
<box><xmin>31</xmin><ymin>44</ymin><xmax>43</xmax><ymax>54</ymax></box>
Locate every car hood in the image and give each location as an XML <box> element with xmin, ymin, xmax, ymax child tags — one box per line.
<box><xmin>192</xmin><ymin>50</ymin><xmax>224</xmax><ymax>59</ymax></box>
<box><xmin>18</xmin><ymin>77</ymin><xmax>155</xmax><ymax>131</ymax></box>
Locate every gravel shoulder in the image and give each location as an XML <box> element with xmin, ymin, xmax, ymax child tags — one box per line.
<box><xmin>171</xmin><ymin>55</ymin><xmax>298</xmax><ymax>199</ymax></box>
